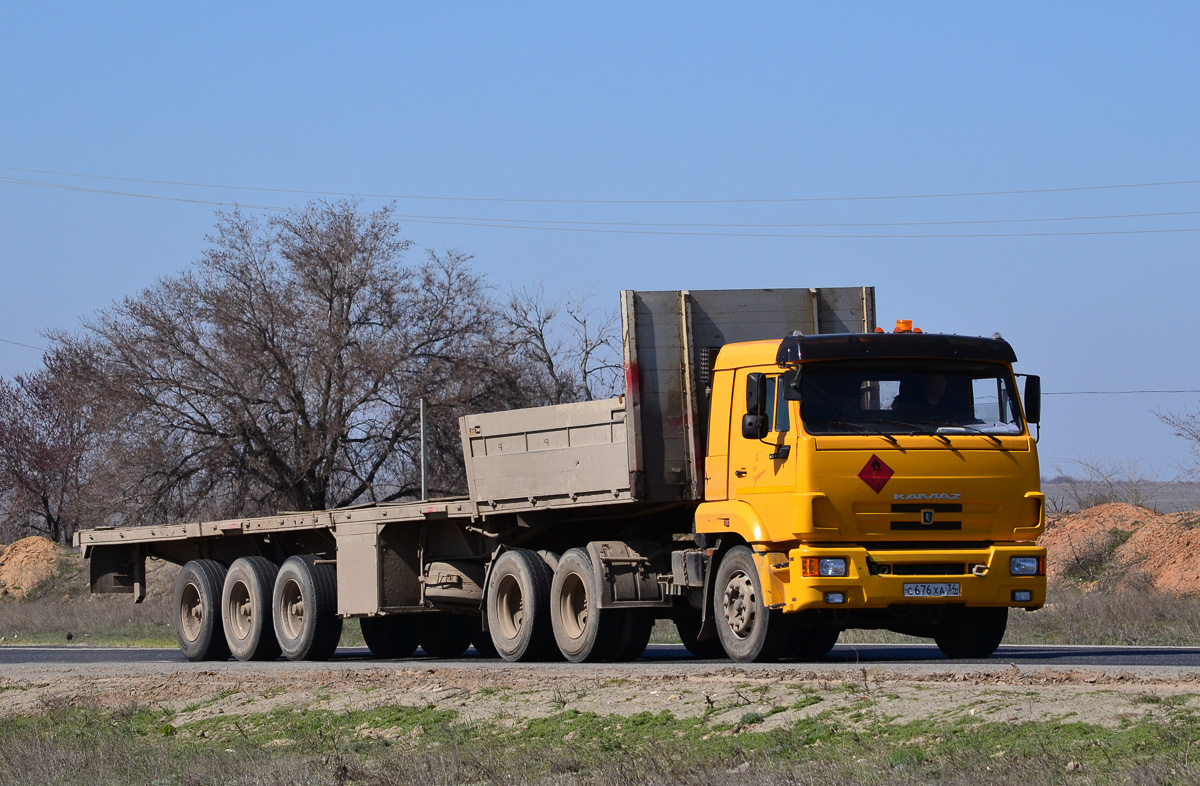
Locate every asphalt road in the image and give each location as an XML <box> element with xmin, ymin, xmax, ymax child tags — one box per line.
<box><xmin>4</xmin><ymin>642</ymin><xmax>1200</xmax><ymax>676</ymax></box>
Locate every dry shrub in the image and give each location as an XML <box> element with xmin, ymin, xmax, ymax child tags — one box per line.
<box><xmin>1008</xmin><ymin>586</ymin><xmax>1200</xmax><ymax>646</ymax></box>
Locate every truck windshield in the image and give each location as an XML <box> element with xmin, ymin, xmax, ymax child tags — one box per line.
<box><xmin>798</xmin><ymin>360</ymin><xmax>1025</xmax><ymax>437</ymax></box>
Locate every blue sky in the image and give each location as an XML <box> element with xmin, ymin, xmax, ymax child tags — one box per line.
<box><xmin>1</xmin><ymin>3</ymin><xmax>1197</xmax><ymax>479</ymax></box>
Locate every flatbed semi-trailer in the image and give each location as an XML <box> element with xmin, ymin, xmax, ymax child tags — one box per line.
<box><xmin>77</xmin><ymin>286</ymin><xmax>1045</xmax><ymax>663</ymax></box>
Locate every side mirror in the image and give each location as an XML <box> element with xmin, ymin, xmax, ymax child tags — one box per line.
<box><xmin>745</xmin><ymin>373</ymin><xmax>766</xmax><ymax>415</ymax></box>
<box><xmin>743</xmin><ymin>372</ymin><xmax>769</xmax><ymax>439</ymax></box>
<box><xmin>1023</xmin><ymin>375</ymin><xmax>1041</xmax><ymax>424</ymax></box>
<box><xmin>742</xmin><ymin>413</ymin><xmax>769</xmax><ymax>440</ymax></box>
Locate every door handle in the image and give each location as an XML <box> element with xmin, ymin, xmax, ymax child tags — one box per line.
<box><xmin>735</xmin><ymin>469</ymin><xmax>747</xmax><ymax>478</ymax></box>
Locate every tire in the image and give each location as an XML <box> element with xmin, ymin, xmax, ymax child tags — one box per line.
<box><xmin>272</xmin><ymin>554</ymin><xmax>342</xmax><ymax>661</ymax></box>
<box><xmin>934</xmin><ymin>607</ymin><xmax>1008</xmax><ymax>659</ymax></box>
<box><xmin>713</xmin><ymin>546</ymin><xmax>790</xmax><ymax>663</ymax></box>
<box><xmin>413</xmin><ymin>614</ymin><xmax>473</xmax><ymax>659</ymax></box>
<box><xmin>550</xmin><ymin>548</ymin><xmax>618</xmax><ymax>662</ymax></box>
<box><xmin>469</xmin><ymin>618</ymin><xmax>500</xmax><ymax>659</ymax></box>
<box><xmin>174</xmin><ymin>560</ymin><xmax>230</xmax><ymax>662</ymax></box>
<box><xmin>607</xmin><ymin>609</ymin><xmax>655</xmax><ymax>662</ymax></box>
<box><xmin>486</xmin><ymin>549</ymin><xmax>556</xmax><ymax>662</ymax></box>
<box><xmin>221</xmin><ymin>556</ymin><xmax>281</xmax><ymax>661</ymax></box>
<box><xmin>674</xmin><ymin>615</ymin><xmax>726</xmax><ymax>659</ymax></box>
<box><xmin>360</xmin><ymin>616</ymin><xmax>419</xmax><ymax>659</ymax></box>
<box><xmin>790</xmin><ymin>625</ymin><xmax>840</xmax><ymax>661</ymax></box>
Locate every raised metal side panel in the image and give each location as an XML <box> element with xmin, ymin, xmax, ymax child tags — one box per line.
<box><xmin>461</xmin><ymin>398</ymin><xmax>631</xmax><ymax>512</ymax></box>
<box><xmin>335</xmin><ymin>522</ymin><xmax>381</xmax><ymax>616</ymax></box>
<box><xmin>624</xmin><ymin>287</ymin><xmax>874</xmax><ymax>503</ymax></box>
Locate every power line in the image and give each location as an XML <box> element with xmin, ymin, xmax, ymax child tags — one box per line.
<box><xmin>0</xmin><ymin>337</ymin><xmax>46</xmax><ymax>351</ymax></box>
<box><xmin>1044</xmin><ymin>389</ymin><xmax>1200</xmax><ymax>396</ymax></box>
<box><xmin>1</xmin><ymin>164</ymin><xmax>1198</xmax><ymax>205</ymax></box>
<box><xmin>2</xmin><ymin>176</ymin><xmax>1198</xmax><ymax>239</ymax></box>
<box><xmin>391</xmin><ymin>209</ymin><xmax>1200</xmax><ymax>230</ymax></box>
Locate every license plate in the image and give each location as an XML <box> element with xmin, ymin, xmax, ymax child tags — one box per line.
<box><xmin>903</xmin><ymin>582</ymin><xmax>961</xmax><ymax>598</ymax></box>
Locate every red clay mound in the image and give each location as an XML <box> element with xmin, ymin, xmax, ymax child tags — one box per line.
<box><xmin>0</xmin><ymin>536</ymin><xmax>62</xmax><ymax>598</ymax></box>
<box><xmin>1041</xmin><ymin>502</ymin><xmax>1200</xmax><ymax>595</ymax></box>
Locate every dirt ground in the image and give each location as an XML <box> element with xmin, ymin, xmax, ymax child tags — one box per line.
<box><xmin>1042</xmin><ymin>503</ymin><xmax>1200</xmax><ymax>594</ymax></box>
<box><xmin>1</xmin><ymin>660</ymin><xmax>1198</xmax><ymax>735</ymax></box>
<box><xmin>0</xmin><ymin>535</ymin><xmax>59</xmax><ymax>598</ymax></box>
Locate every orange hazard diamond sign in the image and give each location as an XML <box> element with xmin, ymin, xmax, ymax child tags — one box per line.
<box><xmin>858</xmin><ymin>454</ymin><xmax>894</xmax><ymax>494</ymax></box>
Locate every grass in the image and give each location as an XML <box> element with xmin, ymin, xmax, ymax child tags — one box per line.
<box><xmin>1</xmin><ymin>698</ymin><xmax>1199</xmax><ymax>786</ymax></box>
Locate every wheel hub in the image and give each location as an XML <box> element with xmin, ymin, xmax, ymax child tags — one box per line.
<box><xmin>721</xmin><ymin>571</ymin><xmax>756</xmax><ymax>639</ymax></box>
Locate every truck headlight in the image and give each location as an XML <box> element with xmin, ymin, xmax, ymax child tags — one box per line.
<box><xmin>1010</xmin><ymin>556</ymin><xmax>1040</xmax><ymax>576</ymax></box>
<box><xmin>819</xmin><ymin>558</ymin><xmax>847</xmax><ymax>577</ymax></box>
<box><xmin>801</xmin><ymin>557</ymin><xmax>848</xmax><ymax>577</ymax></box>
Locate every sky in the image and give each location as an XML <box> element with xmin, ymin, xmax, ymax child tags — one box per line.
<box><xmin>1</xmin><ymin>3</ymin><xmax>1197</xmax><ymax>479</ymax></box>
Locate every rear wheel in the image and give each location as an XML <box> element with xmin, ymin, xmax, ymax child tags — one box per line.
<box><xmin>486</xmin><ymin>549</ymin><xmax>556</xmax><ymax>661</ymax></box>
<box><xmin>608</xmin><ymin>609</ymin><xmax>655</xmax><ymax>662</ymax></box>
<box><xmin>713</xmin><ymin>546</ymin><xmax>789</xmax><ymax>663</ymax></box>
<box><xmin>413</xmin><ymin>614</ymin><xmax>473</xmax><ymax>658</ymax></box>
<box><xmin>934</xmin><ymin>607</ymin><xmax>1008</xmax><ymax>659</ymax></box>
<box><xmin>470</xmin><ymin>618</ymin><xmax>500</xmax><ymax>659</ymax></box>
<box><xmin>360</xmin><ymin>616</ymin><xmax>419</xmax><ymax>659</ymax></box>
<box><xmin>272</xmin><ymin>555</ymin><xmax>342</xmax><ymax>661</ymax></box>
<box><xmin>221</xmin><ymin>557</ymin><xmax>280</xmax><ymax>661</ymax></box>
<box><xmin>550</xmin><ymin>548</ymin><xmax>618</xmax><ymax>662</ymax></box>
<box><xmin>174</xmin><ymin>560</ymin><xmax>230</xmax><ymax>662</ymax></box>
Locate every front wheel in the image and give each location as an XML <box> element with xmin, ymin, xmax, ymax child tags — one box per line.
<box><xmin>790</xmin><ymin>624</ymin><xmax>839</xmax><ymax>661</ymax></box>
<box><xmin>713</xmin><ymin>546</ymin><xmax>790</xmax><ymax>663</ymax></box>
<box><xmin>674</xmin><ymin>615</ymin><xmax>726</xmax><ymax>660</ymax></box>
<box><xmin>272</xmin><ymin>555</ymin><xmax>342</xmax><ymax>661</ymax></box>
<box><xmin>934</xmin><ymin>607</ymin><xmax>1008</xmax><ymax>659</ymax></box>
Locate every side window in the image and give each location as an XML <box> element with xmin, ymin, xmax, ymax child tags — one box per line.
<box><xmin>774</xmin><ymin>377</ymin><xmax>790</xmax><ymax>432</ymax></box>
<box><xmin>763</xmin><ymin>375</ymin><xmax>789</xmax><ymax>433</ymax></box>
<box><xmin>763</xmin><ymin>376</ymin><xmax>776</xmax><ymax>432</ymax></box>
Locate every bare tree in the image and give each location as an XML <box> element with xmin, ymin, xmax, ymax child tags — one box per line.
<box><xmin>65</xmin><ymin>201</ymin><xmax>505</xmax><ymax>521</ymax></box>
<box><xmin>503</xmin><ymin>286</ymin><xmax>622</xmax><ymax>405</ymax></box>
<box><xmin>0</xmin><ymin>347</ymin><xmax>108</xmax><ymax>543</ymax></box>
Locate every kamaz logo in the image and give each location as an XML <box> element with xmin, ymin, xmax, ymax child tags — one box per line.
<box><xmin>893</xmin><ymin>493</ymin><xmax>961</xmax><ymax>500</ymax></box>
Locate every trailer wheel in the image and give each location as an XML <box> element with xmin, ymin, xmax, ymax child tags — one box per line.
<box><xmin>790</xmin><ymin>625</ymin><xmax>839</xmax><ymax>661</ymax></box>
<box><xmin>674</xmin><ymin>615</ymin><xmax>725</xmax><ymax>659</ymax></box>
<box><xmin>713</xmin><ymin>546</ymin><xmax>789</xmax><ymax>663</ymax></box>
<box><xmin>413</xmin><ymin>614</ymin><xmax>473</xmax><ymax>658</ymax></box>
<box><xmin>360</xmin><ymin>616</ymin><xmax>419</xmax><ymax>659</ymax></box>
<box><xmin>549</xmin><ymin>548</ymin><xmax>618</xmax><ymax>662</ymax></box>
<box><xmin>272</xmin><ymin>555</ymin><xmax>342</xmax><ymax>661</ymax></box>
<box><xmin>934</xmin><ymin>607</ymin><xmax>1008</xmax><ymax>659</ymax></box>
<box><xmin>221</xmin><ymin>557</ymin><xmax>281</xmax><ymax>661</ymax></box>
<box><xmin>486</xmin><ymin>549</ymin><xmax>556</xmax><ymax>661</ymax></box>
<box><xmin>607</xmin><ymin>609</ymin><xmax>655</xmax><ymax>662</ymax></box>
<box><xmin>174</xmin><ymin>560</ymin><xmax>230</xmax><ymax>662</ymax></box>
<box><xmin>469</xmin><ymin>618</ymin><xmax>500</xmax><ymax>659</ymax></box>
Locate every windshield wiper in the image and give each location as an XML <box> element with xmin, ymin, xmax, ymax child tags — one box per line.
<box><xmin>933</xmin><ymin>423</ymin><xmax>1005</xmax><ymax>446</ymax></box>
<box><xmin>812</xmin><ymin>420</ymin><xmax>903</xmax><ymax>446</ymax></box>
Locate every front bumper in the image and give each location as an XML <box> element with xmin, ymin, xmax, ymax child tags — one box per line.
<box><xmin>770</xmin><ymin>543</ymin><xmax>1046</xmax><ymax>613</ymax></box>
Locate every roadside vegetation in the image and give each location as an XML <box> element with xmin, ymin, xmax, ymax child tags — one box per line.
<box><xmin>2</xmin><ymin>696</ymin><xmax>1198</xmax><ymax>786</ymax></box>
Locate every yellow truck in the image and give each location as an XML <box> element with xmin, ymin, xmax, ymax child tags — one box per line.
<box><xmin>76</xmin><ymin>287</ymin><xmax>1044</xmax><ymax>663</ymax></box>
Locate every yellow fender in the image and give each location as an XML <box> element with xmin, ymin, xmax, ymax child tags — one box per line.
<box><xmin>694</xmin><ymin>499</ymin><xmax>768</xmax><ymax>543</ymax></box>
<box><xmin>696</xmin><ymin>501</ymin><xmax>791</xmax><ymax>608</ymax></box>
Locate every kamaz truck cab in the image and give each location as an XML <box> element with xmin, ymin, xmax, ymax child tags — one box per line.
<box><xmin>697</xmin><ymin>321</ymin><xmax>1045</xmax><ymax>661</ymax></box>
